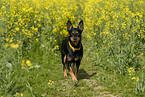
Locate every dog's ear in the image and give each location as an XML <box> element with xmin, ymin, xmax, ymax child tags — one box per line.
<box><xmin>78</xmin><ymin>20</ymin><xmax>84</xmax><ymax>31</ymax></box>
<box><xmin>67</xmin><ymin>20</ymin><xmax>73</xmax><ymax>31</ymax></box>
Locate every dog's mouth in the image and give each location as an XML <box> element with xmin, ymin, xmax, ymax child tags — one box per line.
<box><xmin>72</xmin><ymin>40</ymin><xmax>78</xmax><ymax>42</ymax></box>
<box><xmin>72</xmin><ymin>41</ymin><xmax>79</xmax><ymax>45</ymax></box>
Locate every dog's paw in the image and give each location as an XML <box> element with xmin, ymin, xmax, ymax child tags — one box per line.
<box><xmin>74</xmin><ymin>80</ymin><xmax>78</xmax><ymax>86</ymax></box>
<box><xmin>64</xmin><ymin>74</ymin><xmax>68</xmax><ymax>77</ymax></box>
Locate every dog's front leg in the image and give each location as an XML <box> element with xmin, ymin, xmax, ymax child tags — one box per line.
<box><xmin>75</xmin><ymin>60</ymin><xmax>80</xmax><ymax>79</ymax></box>
<box><xmin>63</xmin><ymin>55</ymin><xmax>67</xmax><ymax>77</ymax></box>
<box><xmin>63</xmin><ymin>64</ymin><xmax>67</xmax><ymax>77</ymax></box>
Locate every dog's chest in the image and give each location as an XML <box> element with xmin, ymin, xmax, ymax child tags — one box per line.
<box><xmin>67</xmin><ymin>54</ymin><xmax>81</xmax><ymax>61</ymax></box>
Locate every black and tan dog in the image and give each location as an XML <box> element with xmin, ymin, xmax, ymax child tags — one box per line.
<box><xmin>61</xmin><ymin>20</ymin><xmax>84</xmax><ymax>85</ymax></box>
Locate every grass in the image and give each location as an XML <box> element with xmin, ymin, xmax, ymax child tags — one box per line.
<box><xmin>1</xmin><ymin>41</ymin><xmax>144</xmax><ymax>96</ymax></box>
<box><xmin>0</xmin><ymin>0</ymin><xmax>145</xmax><ymax>96</ymax></box>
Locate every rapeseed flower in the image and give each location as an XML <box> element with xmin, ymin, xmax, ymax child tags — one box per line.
<box><xmin>132</xmin><ymin>77</ymin><xmax>136</xmax><ymax>80</ymax></box>
<box><xmin>10</xmin><ymin>43</ymin><xmax>19</xmax><ymax>49</ymax></box>
<box><xmin>48</xmin><ymin>80</ymin><xmax>54</xmax><ymax>87</ymax></box>
<box><xmin>15</xmin><ymin>27</ymin><xmax>20</xmax><ymax>31</ymax></box>
<box><xmin>136</xmin><ymin>77</ymin><xmax>139</xmax><ymax>82</ymax></box>
<box><xmin>54</xmin><ymin>45</ymin><xmax>59</xmax><ymax>50</ymax></box>
<box><xmin>5</xmin><ymin>38</ymin><xmax>9</xmax><ymax>42</ymax></box>
<box><xmin>21</xmin><ymin>93</ymin><xmax>23</xmax><ymax>96</ymax></box>
<box><xmin>36</xmin><ymin>38</ymin><xmax>39</xmax><ymax>41</ymax></box>
<box><xmin>26</xmin><ymin>60</ymin><xmax>32</xmax><ymax>67</ymax></box>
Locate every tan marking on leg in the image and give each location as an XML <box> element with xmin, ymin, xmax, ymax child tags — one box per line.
<box><xmin>64</xmin><ymin>55</ymin><xmax>66</xmax><ymax>63</ymax></box>
<box><xmin>69</xmin><ymin>67</ymin><xmax>77</xmax><ymax>82</ymax></box>
<box><xmin>63</xmin><ymin>64</ymin><xmax>67</xmax><ymax>77</ymax></box>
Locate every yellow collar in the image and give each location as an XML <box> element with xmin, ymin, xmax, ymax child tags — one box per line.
<box><xmin>68</xmin><ymin>41</ymin><xmax>81</xmax><ymax>52</ymax></box>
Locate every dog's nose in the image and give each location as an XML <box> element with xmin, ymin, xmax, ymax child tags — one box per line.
<box><xmin>74</xmin><ymin>37</ymin><xmax>77</xmax><ymax>41</ymax></box>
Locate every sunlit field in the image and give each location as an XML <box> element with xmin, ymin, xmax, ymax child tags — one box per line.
<box><xmin>0</xmin><ymin>0</ymin><xmax>145</xmax><ymax>96</ymax></box>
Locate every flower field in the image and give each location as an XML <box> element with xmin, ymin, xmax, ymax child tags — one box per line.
<box><xmin>0</xmin><ymin>0</ymin><xmax>145</xmax><ymax>96</ymax></box>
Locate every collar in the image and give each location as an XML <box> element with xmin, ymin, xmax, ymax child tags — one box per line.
<box><xmin>68</xmin><ymin>41</ymin><xmax>81</xmax><ymax>52</ymax></box>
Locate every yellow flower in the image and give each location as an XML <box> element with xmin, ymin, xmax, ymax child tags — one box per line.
<box><xmin>26</xmin><ymin>60</ymin><xmax>32</xmax><ymax>67</ymax></box>
<box><xmin>34</xmin><ymin>28</ymin><xmax>38</xmax><ymax>32</ymax></box>
<box><xmin>37</xmin><ymin>24</ymin><xmax>41</xmax><ymax>27</ymax></box>
<box><xmin>128</xmin><ymin>67</ymin><xmax>133</xmax><ymax>71</ymax></box>
<box><xmin>21</xmin><ymin>93</ymin><xmax>23</xmax><ymax>96</ymax></box>
<box><xmin>136</xmin><ymin>77</ymin><xmax>139</xmax><ymax>82</ymax></box>
<box><xmin>36</xmin><ymin>38</ymin><xmax>39</xmax><ymax>41</ymax></box>
<box><xmin>21</xmin><ymin>59</ymin><xmax>25</xmax><ymax>66</ymax></box>
<box><xmin>9</xmin><ymin>38</ymin><xmax>13</xmax><ymax>43</ymax></box>
<box><xmin>53</xmin><ymin>28</ymin><xmax>57</xmax><ymax>33</ymax></box>
<box><xmin>61</xmin><ymin>30</ymin><xmax>68</xmax><ymax>37</ymax></box>
<box><xmin>15</xmin><ymin>27</ymin><xmax>20</xmax><ymax>31</ymax></box>
<box><xmin>1</xmin><ymin>6</ymin><xmax>6</xmax><ymax>10</ymax></box>
<box><xmin>132</xmin><ymin>69</ymin><xmax>135</xmax><ymax>72</ymax></box>
<box><xmin>16</xmin><ymin>92</ymin><xmax>19</xmax><ymax>95</ymax></box>
<box><xmin>10</xmin><ymin>43</ymin><xmax>19</xmax><ymax>49</ymax></box>
<box><xmin>54</xmin><ymin>40</ymin><xmax>57</xmax><ymax>43</ymax></box>
<box><xmin>6</xmin><ymin>38</ymin><xmax>9</xmax><ymax>42</ymax></box>
<box><xmin>34</xmin><ymin>21</ymin><xmax>36</xmax><ymax>23</ymax></box>
<box><xmin>132</xmin><ymin>77</ymin><xmax>136</xmax><ymax>80</ymax></box>
<box><xmin>18</xmin><ymin>41</ymin><xmax>23</xmax><ymax>44</ymax></box>
<box><xmin>55</xmin><ymin>45</ymin><xmax>59</xmax><ymax>50</ymax></box>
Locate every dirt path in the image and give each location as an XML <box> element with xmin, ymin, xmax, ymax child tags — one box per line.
<box><xmin>55</xmin><ymin>70</ymin><xmax>119</xmax><ymax>97</ymax></box>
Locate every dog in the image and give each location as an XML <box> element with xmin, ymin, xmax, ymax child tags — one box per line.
<box><xmin>61</xmin><ymin>20</ymin><xmax>84</xmax><ymax>85</ymax></box>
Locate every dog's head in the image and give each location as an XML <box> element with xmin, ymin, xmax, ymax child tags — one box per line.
<box><xmin>67</xmin><ymin>20</ymin><xmax>84</xmax><ymax>45</ymax></box>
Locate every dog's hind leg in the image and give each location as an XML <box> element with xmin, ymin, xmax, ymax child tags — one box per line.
<box><xmin>72</xmin><ymin>62</ymin><xmax>76</xmax><ymax>73</ymax></box>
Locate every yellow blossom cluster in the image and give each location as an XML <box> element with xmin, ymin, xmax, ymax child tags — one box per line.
<box><xmin>0</xmin><ymin>0</ymin><xmax>87</xmax><ymax>51</ymax></box>
<box><xmin>21</xmin><ymin>59</ymin><xmax>32</xmax><ymax>69</ymax></box>
<box><xmin>84</xmin><ymin>0</ymin><xmax>144</xmax><ymax>43</ymax></box>
<box><xmin>14</xmin><ymin>92</ymin><xmax>23</xmax><ymax>97</ymax></box>
<box><xmin>128</xmin><ymin>67</ymin><xmax>139</xmax><ymax>82</ymax></box>
<box><xmin>48</xmin><ymin>80</ymin><xmax>54</xmax><ymax>88</ymax></box>
<box><xmin>1</xmin><ymin>0</ymin><xmax>144</xmax><ymax>52</ymax></box>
